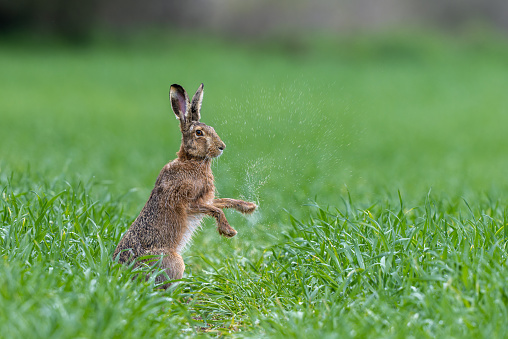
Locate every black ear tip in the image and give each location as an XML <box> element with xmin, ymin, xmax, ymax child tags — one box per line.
<box><xmin>170</xmin><ymin>84</ymin><xmax>185</xmax><ymax>94</ymax></box>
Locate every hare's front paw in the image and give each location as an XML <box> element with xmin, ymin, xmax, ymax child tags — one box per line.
<box><xmin>218</xmin><ymin>222</ymin><xmax>238</xmax><ymax>238</ymax></box>
<box><xmin>238</xmin><ymin>200</ymin><xmax>258</xmax><ymax>214</ymax></box>
<box><xmin>240</xmin><ymin>201</ymin><xmax>257</xmax><ymax>214</ymax></box>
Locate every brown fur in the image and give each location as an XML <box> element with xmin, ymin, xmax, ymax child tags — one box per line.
<box><xmin>113</xmin><ymin>83</ymin><xmax>257</xmax><ymax>288</ymax></box>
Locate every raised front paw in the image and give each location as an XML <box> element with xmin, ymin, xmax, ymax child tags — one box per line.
<box><xmin>240</xmin><ymin>201</ymin><xmax>257</xmax><ymax>214</ymax></box>
<box><xmin>218</xmin><ymin>222</ymin><xmax>238</xmax><ymax>238</ymax></box>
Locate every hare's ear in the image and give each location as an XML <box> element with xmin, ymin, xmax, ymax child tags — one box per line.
<box><xmin>189</xmin><ymin>83</ymin><xmax>204</xmax><ymax>122</ymax></box>
<box><xmin>170</xmin><ymin>84</ymin><xmax>189</xmax><ymax>123</ymax></box>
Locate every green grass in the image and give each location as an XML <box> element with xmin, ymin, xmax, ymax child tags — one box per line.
<box><xmin>1</xmin><ymin>30</ymin><xmax>508</xmax><ymax>337</ymax></box>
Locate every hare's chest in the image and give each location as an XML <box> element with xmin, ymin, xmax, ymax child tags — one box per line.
<box><xmin>193</xmin><ymin>177</ymin><xmax>215</xmax><ymax>202</ymax></box>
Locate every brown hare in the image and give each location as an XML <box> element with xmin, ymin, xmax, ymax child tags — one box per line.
<box><xmin>113</xmin><ymin>83</ymin><xmax>257</xmax><ymax>288</ymax></box>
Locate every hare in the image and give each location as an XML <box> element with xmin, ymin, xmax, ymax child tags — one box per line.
<box><xmin>113</xmin><ymin>83</ymin><xmax>257</xmax><ymax>288</ymax></box>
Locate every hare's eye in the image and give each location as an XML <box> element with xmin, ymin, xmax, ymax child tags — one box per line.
<box><xmin>195</xmin><ymin>130</ymin><xmax>203</xmax><ymax>136</ymax></box>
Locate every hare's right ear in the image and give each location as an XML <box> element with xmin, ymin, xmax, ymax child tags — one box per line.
<box><xmin>170</xmin><ymin>84</ymin><xmax>189</xmax><ymax>123</ymax></box>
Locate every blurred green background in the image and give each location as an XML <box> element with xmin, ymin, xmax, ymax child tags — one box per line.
<box><xmin>2</xmin><ymin>2</ymin><xmax>508</xmax><ymax>337</ymax></box>
<box><xmin>1</xmin><ymin>0</ymin><xmax>508</xmax><ymax>236</ymax></box>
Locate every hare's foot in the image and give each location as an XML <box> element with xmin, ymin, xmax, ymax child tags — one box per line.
<box><xmin>218</xmin><ymin>220</ymin><xmax>238</xmax><ymax>238</ymax></box>
<box><xmin>238</xmin><ymin>201</ymin><xmax>257</xmax><ymax>214</ymax></box>
<box><xmin>188</xmin><ymin>202</ymin><xmax>238</xmax><ymax>237</ymax></box>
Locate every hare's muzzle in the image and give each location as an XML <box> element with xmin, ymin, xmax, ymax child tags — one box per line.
<box><xmin>212</xmin><ymin>142</ymin><xmax>225</xmax><ymax>158</ymax></box>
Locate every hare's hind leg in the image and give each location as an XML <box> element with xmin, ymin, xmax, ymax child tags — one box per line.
<box><xmin>146</xmin><ymin>248</ymin><xmax>185</xmax><ymax>289</ymax></box>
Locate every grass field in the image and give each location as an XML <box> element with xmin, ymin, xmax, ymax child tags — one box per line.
<box><xmin>1</xmin><ymin>30</ymin><xmax>508</xmax><ymax>338</ymax></box>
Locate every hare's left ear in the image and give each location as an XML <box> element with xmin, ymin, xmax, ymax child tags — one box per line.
<box><xmin>189</xmin><ymin>83</ymin><xmax>204</xmax><ymax>122</ymax></box>
<box><xmin>170</xmin><ymin>84</ymin><xmax>189</xmax><ymax>123</ymax></box>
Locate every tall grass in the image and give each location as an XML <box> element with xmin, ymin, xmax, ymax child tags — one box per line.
<box><xmin>3</xmin><ymin>172</ymin><xmax>507</xmax><ymax>337</ymax></box>
<box><xmin>0</xmin><ymin>173</ymin><xmax>187</xmax><ymax>338</ymax></box>
<box><xmin>185</xmin><ymin>194</ymin><xmax>508</xmax><ymax>337</ymax></box>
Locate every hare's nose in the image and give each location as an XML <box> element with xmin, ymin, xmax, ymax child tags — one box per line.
<box><xmin>218</xmin><ymin>143</ymin><xmax>225</xmax><ymax>151</ymax></box>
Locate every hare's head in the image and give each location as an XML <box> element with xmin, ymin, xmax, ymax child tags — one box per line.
<box><xmin>170</xmin><ymin>83</ymin><xmax>226</xmax><ymax>160</ymax></box>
